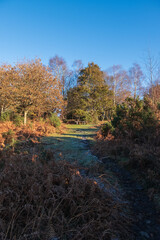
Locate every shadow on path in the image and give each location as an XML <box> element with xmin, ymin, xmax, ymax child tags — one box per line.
<box><xmin>41</xmin><ymin>125</ymin><xmax>99</xmax><ymax>166</ymax></box>
<box><xmin>101</xmin><ymin>157</ymin><xmax>160</xmax><ymax>240</ymax></box>
<box><xmin>42</xmin><ymin>124</ymin><xmax>160</xmax><ymax>239</ymax></box>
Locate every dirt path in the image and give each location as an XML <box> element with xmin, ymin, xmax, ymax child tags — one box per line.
<box><xmin>42</xmin><ymin>125</ymin><xmax>160</xmax><ymax>240</ymax></box>
<box><xmin>41</xmin><ymin>124</ymin><xmax>99</xmax><ymax>167</ymax></box>
<box><xmin>100</xmin><ymin>157</ymin><xmax>160</xmax><ymax>240</ymax></box>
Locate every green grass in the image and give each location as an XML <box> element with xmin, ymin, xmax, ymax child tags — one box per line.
<box><xmin>41</xmin><ymin>124</ymin><xmax>99</xmax><ymax>167</ymax></box>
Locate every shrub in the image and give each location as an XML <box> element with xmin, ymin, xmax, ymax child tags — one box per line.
<box><xmin>12</xmin><ymin>114</ymin><xmax>23</xmax><ymax>126</ymax></box>
<box><xmin>101</xmin><ymin>121</ymin><xmax>115</xmax><ymax>137</ymax></box>
<box><xmin>106</xmin><ymin>97</ymin><xmax>158</xmax><ymax>141</ymax></box>
<box><xmin>49</xmin><ymin>113</ymin><xmax>61</xmax><ymax>128</ymax></box>
<box><xmin>67</xmin><ymin>109</ymin><xmax>99</xmax><ymax>124</ymax></box>
<box><xmin>74</xmin><ymin>109</ymin><xmax>88</xmax><ymax>121</ymax></box>
<box><xmin>157</xmin><ymin>102</ymin><xmax>160</xmax><ymax>110</ymax></box>
<box><xmin>2</xmin><ymin>129</ymin><xmax>15</xmax><ymax>145</ymax></box>
<box><xmin>39</xmin><ymin>117</ymin><xmax>45</xmax><ymax>123</ymax></box>
<box><xmin>0</xmin><ymin>111</ymin><xmax>11</xmax><ymax>122</ymax></box>
<box><xmin>76</xmin><ymin>110</ymin><xmax>99</xmax><ymax>124</ymax></box>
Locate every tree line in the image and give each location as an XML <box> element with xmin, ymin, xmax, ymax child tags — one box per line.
<box><xmin>0</xmin><ymin>52</ymin><xmax>160</xmax><ymax>124</ymax></box>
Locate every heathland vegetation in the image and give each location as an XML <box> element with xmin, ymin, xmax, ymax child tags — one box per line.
<box><xmin>1</xmin><ymin>54</ymin><xmax>160</xmax><ymax>239</ymax></box>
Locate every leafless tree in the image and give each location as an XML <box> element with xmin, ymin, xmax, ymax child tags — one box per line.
<box><xmin>49</xmin><ymin>55</ymin><xmax>69</xmax><ymax>97</ymax></box>
<box><xmin>144</xmin><ymin>51</ymin><xmax>160</xmax><ymax>101</ymax></box>
<box><xmin>144</xmin><ymin>51</ymin><xmax>159</xmax><ymax>86</ymax></box>
<box><xmin>129</xmin><ymin>63</ymin><xmax>144</xmax><ymax>99</ymax></box>
<box><xmin>105</xmin><ymin>65</ymin><xmax>131</xmax><ymax>106</ymax></box>
<box><xmin>71</xmin><ymin>60</ymin><xmax>83</xmax><ymax>86</ymax></box>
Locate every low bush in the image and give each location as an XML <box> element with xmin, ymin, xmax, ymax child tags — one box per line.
<box><xmin>66</xmin><ymin>109</ymin><xmax>99</xmax><ymax>124</ymax></box>
<box><xmin>49</xmin><ymin>113</ymin><xmax>61</xmax><ymax>128</ymax></box>
<box><xmin>101</xmin><ymin>121</ymin><xmax>115</xmax><ymax>137</ymax></box>
<box><xmin>101</xmin><ymin>97</ymin><xmax>158</xmax><ymax>143</ymax></box>
<box><xmin>96</xmin><ymin>97</ymin><xmax>160</xmax><ymax>204</ymax></box>
<box><xmin>0</xmin><ymin>111</ymin><xmax>11</xmax><ymax>122</ymax></box>
<box><xmin>0</xmin><ymin>121</ymin><xmax>57</xmax><ymax>149</ymax></box>
<box><xmin>12</xmin><ymin>114</ymin><xmax>24</xmax><ymax>126</ymax></box>
<box><xmin>2</xmin><ymin>129</ymin><xmax>15</xmax><ymax>146</ymax></box>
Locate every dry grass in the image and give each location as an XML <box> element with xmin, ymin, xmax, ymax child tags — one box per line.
<box><xmin>94</xmin><ymin>128</ymin><xmax>160</xmax><ymax>200</ymax></box>
<box><xmin>0</xmin><ymin>121</ymin><xmax>57</xmax><ymax>149</ymax></box>
<box><xmin>0</xmin><ymin>144</ymin><xmax>132</xmax><ymax>240</ymax></box>
<box><xmin>0</xmin><ymin>121</ymin><xmax>132</xmax><ymax>239</ymax></box>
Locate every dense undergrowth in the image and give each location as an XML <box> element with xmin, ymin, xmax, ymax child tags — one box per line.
<box><xmin>0</xmin><ymin>121</ymin><xmax>132</xmax><ymax>240</ymax></box>
<box><xmin>95</xmin><ymin>97</ymin><xmax>160</xmax><ymax>207</ymax></box>
<box><xmin>0</xmin><ymin>121</ymin><xmax>60</xmax><ymax>149</ymax></box>
<box><xmin>0</xmin><ymin>154</ymin><xmax>130</xmax><ymax>240</ymax></box>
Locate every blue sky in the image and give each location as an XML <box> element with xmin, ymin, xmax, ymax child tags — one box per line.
<box><xmin>0</xmin><ymin>0</ymin><xmax>160</xmax><ymax>70</ymax></box>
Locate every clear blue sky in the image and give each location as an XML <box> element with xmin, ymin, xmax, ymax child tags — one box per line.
<box><xmin>0</xmin><ymin>0</ymin><xmax>160</xmax><ymax>70</ymax></box>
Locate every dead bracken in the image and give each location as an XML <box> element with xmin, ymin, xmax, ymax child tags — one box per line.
<box><xmin>0</xmin><ymin>145</ymin><xmax>131</xmax><ymax>240</ymax></box>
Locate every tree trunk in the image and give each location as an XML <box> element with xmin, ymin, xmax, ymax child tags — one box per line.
<box><xmin>24</xmin><ymin>110</ymin><xmax>28</xmax><ymax>125</ymax></box>
<box><xmin>113</xmin><ymin>85</ymin><xmax>116</xmax><ymax>107</ymax></box>
<box><xmin>134</xmin><ymin>80</ymin><xmax>137</xmax><ymax>99</ymax></box>
<box><xmin>1</xmin><ymin>105</ymin><xmax>4</xmax><ymax>116</ymax></box>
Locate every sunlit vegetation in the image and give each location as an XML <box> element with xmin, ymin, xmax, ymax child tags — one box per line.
<box><xmin>95</xmin><ymin>96</ymin><xmax>160</xmax><ymax>208</ymax></box>
<box><xmin>1</xmin><ymin>53</ymin><xmax>160</xmax><ymax>239</ymax></box>
<box><xmin>0</xmin><ymin>59</ymin><xmax>63</xmax><ymax>125</ymax></box>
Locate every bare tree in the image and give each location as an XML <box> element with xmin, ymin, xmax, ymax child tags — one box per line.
<box><xmin>71</xmin><ymin>60</ymin><xmax>83</xmax><ymax>87</ymax></box>
<box><xmin>144</xmin><ymin>51</ymin><xmax>159</xmax><ymax>86</ymax></box>
<box><xmin>105</xmin><ymin>65</ymin><xmax>130</xmax><ymax>106</ymax></box>
<box><xmin>129</xmin><ymin>63</ymin><xmax>144</xmax><ymax>99</ymax></box>
<box><xmin>144</xmin><ymin>51</ymin><xmax>160</xmax><ymax>102</ymax></box>
<box><xmin>49</xmin><ymin>55</ymin><xmax>69</xmax><ymax>97</ymax></box>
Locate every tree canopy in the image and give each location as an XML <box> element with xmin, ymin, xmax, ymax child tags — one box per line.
<box><xmin>0</xmin><ymin>59</ymin><xmax>63</xmax><ymax>124</ymax></box>
<box><xmin>67</xmin><ymin>63</ymin><xmax>113</xmax><ymax>122</ymax></box>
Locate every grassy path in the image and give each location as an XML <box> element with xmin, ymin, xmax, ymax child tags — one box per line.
<box><xmin>41</xmin><ymin>124</ymin><xmax>99</xmax><ymax>166</ymax></box>
<box><xmin>101</xmin><ymin>157</ymin><xmax>160</xmax><ymax>240</ymax></box>
<box><xmin>41</xmin><ymin>124</ymin><xmax>160</xmax><ymax>239</ymax></box>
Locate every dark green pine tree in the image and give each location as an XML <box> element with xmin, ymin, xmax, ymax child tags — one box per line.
<box><xmin>67</xmin><ymin>62</ymin><xmax>113</xmax><ymax>122</ymax></box>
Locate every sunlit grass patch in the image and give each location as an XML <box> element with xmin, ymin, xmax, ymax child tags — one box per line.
<box><xmin>41</xmin><ymin>124</ymin><xmax>99</xmax><ymax>167</ymax></box>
